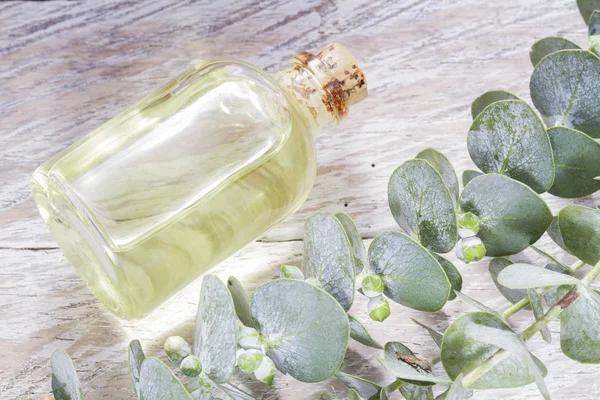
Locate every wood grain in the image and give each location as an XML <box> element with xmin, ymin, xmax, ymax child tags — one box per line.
<box><xmin>1</xmin><ymin>0</ymin><xmax>599</xmax><ymax>399</ymax></box>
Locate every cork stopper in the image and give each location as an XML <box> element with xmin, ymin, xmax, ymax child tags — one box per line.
<box><xmin>316</xmin><ymin>43</ymin><xmax>368</xmax><ymax>106</ymax></box>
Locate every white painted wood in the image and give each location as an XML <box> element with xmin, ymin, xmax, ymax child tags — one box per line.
<box><xmin>1</xmin><ymin>0</ymin><xmax>599</xmax><ymax>399</ymax></box>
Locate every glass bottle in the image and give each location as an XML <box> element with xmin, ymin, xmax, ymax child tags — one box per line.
<box><xmin>31</xmin><ymin>43</ymin><xmax>368</xmax><ymax>320</ymax></box>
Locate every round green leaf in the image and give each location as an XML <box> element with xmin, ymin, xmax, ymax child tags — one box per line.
<box><xmin>128</xmin><ymin>340</ymin><xmax>145</xmax><ymax>399</ymax></box>
<box><xmin>51</xmin><ymin>349</ymin><xmax>84</xmax><ymax>400</ymax></box>
<box><xmin>193</xmin><ymin>275</ymin><xmax>237</xmax><ymax>384</ymax></box>
<box><xmin>415</xmin><ymin>148</ymin><xmax>460</xmax><ymax>204</ymax></box>
<box><xmin>139</xmin><ymin>357</ymin><xmax>192</xmax><ymax>400</ymax></box>
<box><xmin>497</xmin><ymin>263</ymin><xmax>580</xmax><ymax>289</ymax></box>
<box><xmin>226</xmin><ymin>276</ymin><xmax>255</xmax><ymax>329</ymax></box>
<box><xmin>488</xmin><ymin>258</ymin><xmax>527</xmax><ymax>304</ymax></box>
<box><xmin>335</xmin><ymin>371</ymin><xmax>382</xmax><ymax>400</ymax></box>
<box><xmin>462</xmin><ymin>170</ymin><xmax>482</xmax><ymax>187</ymax></box>
<box><xmin>558</xmin><ymin>286</ymin><xmax>600</xmax><ymax>363</ymax></box>
<box><xmin>578</xmin><ymin>0</ymin><xmax>600</xmax><ymax>25</ymax></box>
<box><xmin>530</xmin><ymin>37</ymin><xmax>580</xmax><ymax>67</ymax></box>
<box><xmin>531</xmin><ymin>50</ymin><xmax>600</xmax><ymax>138</ymax></box>
<box><xmin>547</xmin><ymin>126</ymin><xmax>600</xmax><ymax>198</ymax></box>
<box><xmin>388</xmin><ymin>159</ymin><xmax>458</xmax><ymax>253</ymax></box>
<box><xmin>441</xmin><ymin>312</ymin><xmax>547</xmax><ymax>389</ymax></box>
<box><xmin>335</xmin><ymin>212</ymin><xmax>367</xmax><ymax>274</ymax></box>
<box><xmin>432</xmin><ymin>254</ymin><xmax>462</xmax><ymax>301</ymax></box>
<box><xmin>471</xmin><ymin>90</ymin><xmax>519</xmax><ymax>120</ymax></box>
<box><xmin>368</xmin><ymin>231</ymin><xmax>451</xmax><ymax>312</ymax></box>
<box><xmin>251</xmin><ymin>279</ymin><xmax>349</xmax><ymax>383</ymax></box>
<box><xmin>303</xmin><ymin>212</ymin><xmax>355</xmax><ymax>311</ymax></box>
<box><xmin>348</xmin><ymin>314</ymin><xmax>383</xmax><ymax>349</ymax></box>
<box><xmin>460</xmin><ymin>174</ymin><xmax>552</xmax><ymax>256</ymax></box>
<box><xmin>467</xmin><ymin>100</ymin><xmax>554</xmax><ymax>193</ymax></box>
<box><xmin>557</xmin><ymin>205</ymin><xmax>600</xmax><ymax>265</ymax></box>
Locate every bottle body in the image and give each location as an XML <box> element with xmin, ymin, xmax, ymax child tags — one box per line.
<box><xmin>32</xmin><ymin>44</ymin><xmax>366</xmax><ymax>319</ymax></box>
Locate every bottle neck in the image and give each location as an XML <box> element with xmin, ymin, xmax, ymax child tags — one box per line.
<box><xmin>273</xmin><ymin>43</ymin><xmax>367</xmax><ymax>131</ymax></box>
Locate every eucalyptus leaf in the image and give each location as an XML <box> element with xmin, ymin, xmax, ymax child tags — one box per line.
<box><xmin>530</xmin><ymin>37</ymin><xmax>580</xmax><ymax>67</ymax></box>
<box><xmin>444</xmin><ymin>374</ymin><xmax>472</xmax><ymax>400</ymax></box>
<box><xmin>488</xmin><ymin>258</ymin><xmax>527</xmax><ymax>304</ymax></box>
<box><xmin>530</xmin><ymin>49</ymin><xmax>600</xmax><ymax>138</ymax></box>
<box><xmin>128</xmin><ymin>340</ymin><xmax>145</xmax><ymax>399</ymax></box>
<box><xmin>411</xmin><ymin>318</ymin><xmax>444</xmax><ymax>348</ymax></box>
<box><xmin>432</xmin><ymin>254</ymin><xmax>462</xmax><ymax>300</ymax></box>
<box><xmin>461</xmin><ymin>170</ymin><xmax>482</xmax><ymax>187</ymax></box>
<box><xmin>227</xmin><ymin>276</ymin><xmax>254</xmax><ymax>329</ymax></box>
<box><xmin>348</xmin><ymin>315</ymin><xmax>383</xmax><ymax>349</ymax></box>
<box><xmin>380</xmin><ymin>342</ymin><xmax>449</xmax><ymax>385</ymax></box>
<box><xmin>335</xmin><ymin>372</ymin><xmax>382</xmax><ymax>400</ymax></box>
<box><xmin>379</xmin><ymin>358</ymin><xmax>449</xmax><ymax>385</ymax></box>
<box><xmin>470</xmin><ymin>90</ymin><xmax>519</xmax><ymax>120</ymax></box>
<box><xmin>399</xmin><ymin>382</ymin><xmax>434</xmax><ymax>400</ymax></box>
<box><xmin>251</xmin><ymin>279</ymin><xmax>349</xmax><ymax>383</ymax></box>
<box><xmin>467</xmin><ymin>100</ymin><xmax>554</xmax><ymax>193</ymax></box>
<box><xmin>460</xmin><ymin>174</ymin><xmax>552</xmax><ymax>256</ymax></box>
<box><xmin>194</xmin><ymin>275</ymin><xmax>237</xmax><ymax>385</ymax></box>
<box><xmin>528</xmin><ymin>289</ymin><xmax>552</xmax><ymax>343</ymax></box>
<box><xmin>139</xmin><ymin>357</ymin><xmax>192</xmax><ymax>400</ymax></box>
<box><xmin>590</xmin><ymin>11</ymin><xmax>600</xmax><ymax>54</ymax></box>
<box><xmin>497</xmin><ymin>263</ymin><xmax>580</xmax><ymax>289</ymax></box>
<box><xmin>415</xmin><ymin>148</ymin><xmax>460</xmax><ymax>204</ymax></box>
<box><xmin>557</xmin><ymin>205</ymin><xmax>600</xmax><ymax>265</ymax></box>
<box><xmin>51</xmin><ymin>349</ymin><xmax>84</xmax><ymax>400</ymax></box>
<box><xmin>335</xmin><ymin>212</ymin><xmax>367</xmax><ymax>274</ymax></box>
<box><xmin>559</xmin><ymin>286</ymin><xmax>600</xmax><ymax>363</ymax></box>
<box><xmin>547</xmin><ymin>217</ymin><xmax>568</xmax><ymax>252</ymax></box>
<box><xmin>368</xmin><ymin>231</ymin><xmax>451</xmax><ymax>312</ymax></box>
<box><xmin>441</xmin><ymin>312</ymin><xmax>547</xmax><ymax>390</ymax></box>
<box><xmin>547</xmin><ymin>127</ymin><xmax>600</xmax><ymax>197</ymax></box>
<box><xmin>303</xmin><ymin>212</ymin><xmax>355</xmax><ymax>311</ymax></box>
<box><xmin>577</xmin><ymin>0</ymin><xmax>600</xmax><ymax>25</ymax></box>
<box><xmin>388</xmin><ymin>159</ymin><xmax>458</xmax><ymax>253</ymax></box>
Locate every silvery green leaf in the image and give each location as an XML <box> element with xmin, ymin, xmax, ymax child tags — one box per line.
<box><xmin>528</xmin><ymin>289</ymin><xmax>552</xmax><ymax>343</ymax></box>
<box><xmin>443</xmin><ymin>374</ymin><xmax>472</xmax><ymax>400</ymax></box>
<box><xmin>303</xmin><ymin>212</ymin><xmax>355</xmax><ymax>311</ymax></box>
<box><xmin>399</xmin><ymin>382</ymin><xmax>434</xmax><ymax>400</ymax></box>
<box><xmin>559</xmin><ymin>286</ymin><xmax>600</xmax><ymax>363</ymax></box>
<box><xmin>530</xmin><ymin>37</ymin><xmax>580</xmax><ymax>67</ymax></box>
<box><xmin>194</xmin><ymin>275</ymin><xmax>237</xmax><ymax>384</ymax></box>
<box><xmin>51</xmin><ymin>349</ymin><xmax>84</xmax><ymax>400</ymax></box>
<box><xmin>280</xmin><ymin>265</ymin><xmax>305</xmax><ymax>280</ymax></box>
<box><xmin>557</xmin><ymin>205</ymin><xmax>600</xmax><ymax>265</ymax></box>
<box><xmin>348</xmin><ymin>315</ymin><xmax>383</xmax><ymax>349</ymax></box>
<box><xmin>226</xmin><ymin>276</ymin><xmax>254</xmax><ymax>329</ymax></box>
<box><xmin>388</xmin><ymin>159</ymin><xmax>458</xmax><ymax>253</ymax></box>
<box><xmin>441</xmin><ymin>312</ymin><xmax>547</xmax><ymax>390</ymax></box>
<box><xmin>497</xmin><ymin>263</ymin><xmax>580</xmax><ymax>289</ymax></box>
<box><xmin>470</xmin><ymin>90</ymin><xmax>519</xmax><ymax>120</ymax></box>
<box><xmin>488</xmin><ymin>258</ymin><xmax>528</xmax><ymax>304</ymax></box>
<box><xmin>383</xmin><ymin>342</ymin><xmax>439</xmax><ymax>386</ymax></box>
<box><xmin>415</xmin><ymin>148</ymin><xmax>459</xmax><ymax>205</ymax></box>
<box><xmin>368</xmin><ymin>231</ymin><xmax>451</xmax><ymax>312</ymax></box>
<box><xmin>432</xmin><ymin>254</ymin><xmax>462</xmax><ymax>301</ymax></box>
<box><xmin>453</xmin><ymin>291</ymin><xmax>505</xmax><ymax>321</ymax></box>
<box><xmin>467</xmin><ymin>100</ymin><xmax>554</xmax><ymax>193</ymax></box>
<box><xmin>128</xmin><ymin>340</ymin><xmax>145</xmax><ymax>399</ymax></box>
<box><xmin>547</xmin><ymin>127</ymin><xmax>600</xmax><ymax>197</ymax></box>
<box><xmin>530</xmin><ymin>49</ymin><xmax>600</xmax><ymax>138</ymax></box>
<box><xmin>378</xmin><ymin>358</ymin><xmax>450</xmax><ymax>386</ymax></box>
<box><xmin>460</xmin><ymin>174</ymin><xmax>552</xmax><ymax>256</ymax></box>
<box><xmin>461</xmin><ymin>170</ymin><xmax>482</xmax><ymax>187</ymax></box>
<box><xmin>465</xmin><ymin>323</ymin><xmax>549</xmax><ymax>399</ymax></box>
<box><xmin>578</xmin><ymin>0</ymin><xmax>600</xmax><ymax>25</ymax></box>
<box><xmin>139</xmin><ymin>357</ymin><xmax>192</xmax><ymax>400</ymax></box>
<box><xmin>335</xmin><ymin>372</ymin><xmax>382</xmax><ymax>400</ymax></box>
<box><xmin>411</xmin><ymin>318</ymin><xmax>444</xmax><ymax>348</ymax></box>
<box><xmin>251</xmin><ymin>279</ymin><xmax>349</xmax><ymax>383</ymax></box>
<box><xmin>547</xmin><ymin>217</ymin><xmax>568</xmax><ymax>252</ymax></box>
<box><xmin>335</xmin><ymin>212</ymin><xmax>367</xmax><ymax>274</ymax></box>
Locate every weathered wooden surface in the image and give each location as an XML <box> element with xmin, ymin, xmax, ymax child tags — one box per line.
<box><xmin>1</xmin><ymin>0</ymin><xmax>599</xmax><ymax>399</ymax></box>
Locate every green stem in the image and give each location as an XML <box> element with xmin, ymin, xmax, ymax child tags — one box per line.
<box><xmin>581</xmin><ymin>260</ymin><xmax>600</xmax><ymax>286</ymax></box>
<box><xmin>501</xmin><ymin>297</ymin><xmax>530</xmax><ymax>319</ymax></box>
<box><xmin>571</xmin><ymin>260</ymin><xmax>586</xmax><ymax>272</ymax></box>
<box><xmin>530</xmin><ymin>245</ymin><xmax>571</xmax><ymax>272</ymax></box>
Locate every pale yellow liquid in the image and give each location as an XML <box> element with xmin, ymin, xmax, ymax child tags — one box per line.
<box><xmin>32</xmin><ymin>61</ymin><xmax>317</xmax><ymax>319</ymax></box>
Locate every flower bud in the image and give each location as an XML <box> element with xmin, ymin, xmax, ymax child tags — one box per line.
<box><xmin>456</xmin><ymin>236</ymin><xmax>486</xmax><ymax>263</ymax></box>
<box><xmin>237</xmin><ymin>349</ymin><xmax>264</xmax><ymax>374</ymax></box>
<box><xmin>280</xmin><ymin>264</ymin><xmax>305</xmax><ymax>280</ymax></box>
<box><xmin>361</xmin><ymin>274</ymin><xmax>384</xmax><ymax>298</ymax></box>
<box><xmin>180</xmin><ymin>355</ymin><xmax>202</xmax><ymax>377</ymax></box>
<box><xmin>253</xmin><ymin>355</ymin><xmax>276</xmax><ymax>385</ymax></box>
<box><xmin>458</xmin><ymin>212</ymin><xmax>480</xmax><ymax>238</ymax></box>
<box><xmin>164</xmin><ymin>336</ymin><xmax>191</xmax><ymax>365</ymax></box>
<box><xmin>368</xmin><ymin>295</ymin><xmax>390</xmax><ymax>322</ymax></box>
<box><xmin>238</xmin><ymin>325</ymin><xmax>262</xmax><ymax>350</ymax></box>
